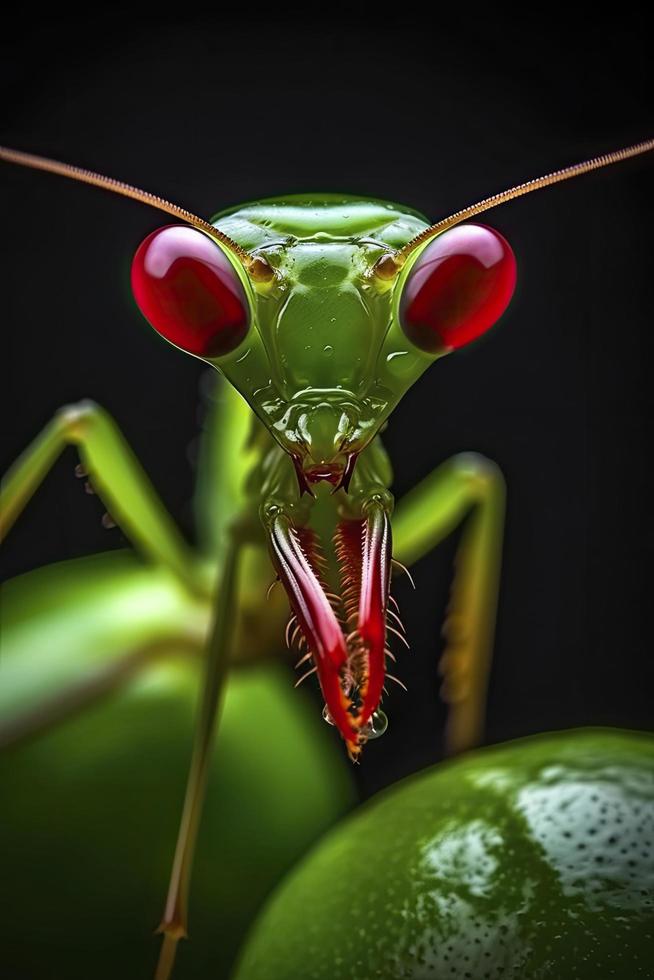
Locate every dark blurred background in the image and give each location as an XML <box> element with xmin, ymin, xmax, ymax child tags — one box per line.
<box><xmin>2</xmin><ymin>10</ymin><xmax>653</xmax><ymax>799</ymax></box>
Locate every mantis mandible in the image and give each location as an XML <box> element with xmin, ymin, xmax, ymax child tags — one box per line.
<box><xmin>1</xmin><ymin>138</ymin><xmax>652</xmax><ymax>980</ymax></box>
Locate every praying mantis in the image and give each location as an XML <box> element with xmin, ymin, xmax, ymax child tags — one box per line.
<box><xmin>1</xmin><ymin>138</ymin><xmax>652</xmax><ymax>980</ymax></box>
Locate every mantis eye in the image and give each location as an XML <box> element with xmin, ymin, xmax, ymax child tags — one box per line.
<box><xmin>131</xmin><ymin>225</ymin><xmax>250</xmax><ymax>358</ymax></box>
<box><xmin>398</xmin><ymin>224</ymin><xmax>516</xmax><ymax>353</ymax></box>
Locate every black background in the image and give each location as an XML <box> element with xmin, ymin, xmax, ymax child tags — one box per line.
<box><xmin>2</xmin><ymin>11</ymin><xmax>653</xmax><ymax>798</ymax></box>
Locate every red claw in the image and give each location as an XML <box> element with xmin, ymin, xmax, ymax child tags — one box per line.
<box><xmin>268</xmin><ymin>501</ymin><xmax>395</xmax><ymax>760</ymax></box>
<box><xmin>268</xmin><ymin>516</ymin><xmax>356</xmax><ymax>746</ymax></box>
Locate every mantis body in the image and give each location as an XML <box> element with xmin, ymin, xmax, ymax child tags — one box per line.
<box><xmin>1</xmin><ymin>139</ymin><xmax>652</xmax><ymax>979</ymax></box>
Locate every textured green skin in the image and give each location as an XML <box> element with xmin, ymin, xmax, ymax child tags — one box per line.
<box><xmin>207</xmin><ymin>197</ymin><xmax>444</xmax><ymax>517</ymax></box>
<box><xmin>0</xmin><ymin>553</ymin><xmax>355</xmax><ymax>980</ymax></box>
<box><xmin>233</xmin><ymin>730</ymin><xmax>654</xmax><ymax>980</ymax></box>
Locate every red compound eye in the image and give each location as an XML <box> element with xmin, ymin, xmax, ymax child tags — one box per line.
<box><xmin>399</xmin><ymin>223</ymin><xmax>517</xmax><ymax>353</ymax></box>
<box><xmin>131</xmin><ymin>225</ymin><xmax>250</xmax><ymax>358</ymax></box>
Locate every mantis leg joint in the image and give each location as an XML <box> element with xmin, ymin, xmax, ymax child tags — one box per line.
<box><xmin>449</xmin><ymin>452</ymin><xmax>505</xmax><ymax>500</ymax></box>
<box><xmin>54</xmin><ymin>398</ymin><xmax>105</xmax><ymax>442</ymax></box>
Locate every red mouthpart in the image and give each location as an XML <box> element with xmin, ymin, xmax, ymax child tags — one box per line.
<box><xmin>304</xmin><ymin>463</ymin><xmax>344</xmax><ymax>485</ymax></box>
<box><xmin>268</xmin><ymin>502</ymin><xmax>397</xmax><ymax>759</ymax></box>
<box><xmin>292</xmin><ymin>453</ymin><xmax>359</xmax><ymax>496</ymax></box>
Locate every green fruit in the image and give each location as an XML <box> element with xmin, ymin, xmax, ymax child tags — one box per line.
<box><xmin>1</xmin><ymin>554</ymin><xmax>355</xmax><ymax>980</ymax></box>
<box><xmin>233</xmin><ymin>729</ymin><xmax>654</xmax><ymax>980</ymax></box>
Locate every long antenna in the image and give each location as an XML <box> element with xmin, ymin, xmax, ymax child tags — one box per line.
<box><xmin>374</xmin><ymin>138</ymin><xmax>654</xmax><ymax>278</ymax></box>
<box><xmin>0</xmin><ymin>145</ymin><xmax>264</xmax><ymax>273</ymax></box>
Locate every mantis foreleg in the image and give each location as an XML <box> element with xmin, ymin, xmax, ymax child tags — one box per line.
<box><xmin>1</xmin><ymin>399</ymin><xmax>200</xmax><ymax>594</ymax></box>
<box><xmin>392</xmin><ymin>452</ymin><xmax>505</xmax><ymax>756</ymax></box>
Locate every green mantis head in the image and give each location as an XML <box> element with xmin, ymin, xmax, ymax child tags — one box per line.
<box><xmin>132</xmin><ymin>195</ymin><xmax>517</xmax><ymax>494</ymax></box>
<box><xmin>208</xmin><ymin>195</ymin><xmax>445</xmax><ymax>491</ymax></box>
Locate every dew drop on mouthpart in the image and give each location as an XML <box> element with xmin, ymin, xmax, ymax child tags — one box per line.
<box><xmin>364</xmin><ymin>709</ymin><xmax>389</xmax><ymax>740</ymax></box>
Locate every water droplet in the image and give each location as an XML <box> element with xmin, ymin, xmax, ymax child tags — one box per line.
<box><xmin>364</xmin><ymin>709</ymin><xmax>389</xmax><ymax>740</ymax></box>
<box><xmin>323</xmin><ymin>345</ymin><xmax>333</xmax><ymax>357</ymax></box>
<box><xmin>322</xmin><ymin>704</ymin><xmax>335</xmax><ymax>726</ymax></box>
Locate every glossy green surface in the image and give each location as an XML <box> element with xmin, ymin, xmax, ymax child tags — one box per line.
<box><xmin>205</xmin><ymin>197</ymin><xmax>442</xmax><ymax>488</ymax></box>
<box><xmin>234</xmin><ymin>730</ymin><xmax>654</xmax><ymax>980</ymax></box>
<box><xmin>212</xmin><ymin>195</ymin><xmax>429</xmax><ymax>249</ymax></box>
<box><xmin>0</xmin><ymin>551</ymin><xmax>205</xmax><ymax>729</ymax></box>
<box><xmin>1</xmin><ymin>556</ymin><xmax>355</xmax><ymax>980</ymax></box>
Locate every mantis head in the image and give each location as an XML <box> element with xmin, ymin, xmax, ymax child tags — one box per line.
<box><xmin>130</xmin><ymin>203</ymin><xmax>517</xmax><ymax>493</ymax></box>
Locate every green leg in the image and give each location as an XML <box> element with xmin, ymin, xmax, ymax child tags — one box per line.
<box><xmin>1</xmin><ymin>399</ymin><xmax>200</xmax><ymax>594</ymax></box>
<box><xmin>392</xmin><ymin>452</ymin><xmax>505</xmax><ymax>756</ymax></box>
<box><xmin>155</xmin><ymin>528</ymin><xmax>241</xmax><ymax>980</ymax></box>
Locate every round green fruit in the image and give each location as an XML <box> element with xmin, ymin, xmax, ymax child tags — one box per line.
<box><xmin>1</xmin><ymin>554</ymin><xmax>355</xmax><ymax>980</ymax></box>
<box><xmin>233</xmin><ymin>729</ymin><xmax>654</xmax><ymax>980</ymax></box>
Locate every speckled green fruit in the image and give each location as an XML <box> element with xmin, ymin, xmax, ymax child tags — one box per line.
<box><xmin>1</xmin><ymin>557</ymin><xmax>355</xmax><ymax>980</ymax></box>
<box><xmin>233</xmin><ymin>730</ymin><xmax>654</xmax><ymax>980</ymax></box>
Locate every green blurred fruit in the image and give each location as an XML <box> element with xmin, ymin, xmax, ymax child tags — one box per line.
<box><xmin>233</xmin><ymin>729</ymin><xmax>654</xmax><ymax>980</ymax></box>
<box><xmin>1</xmin><ymin>554</ymin><xmax>355</xmax><ymax>980</ymax></box>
